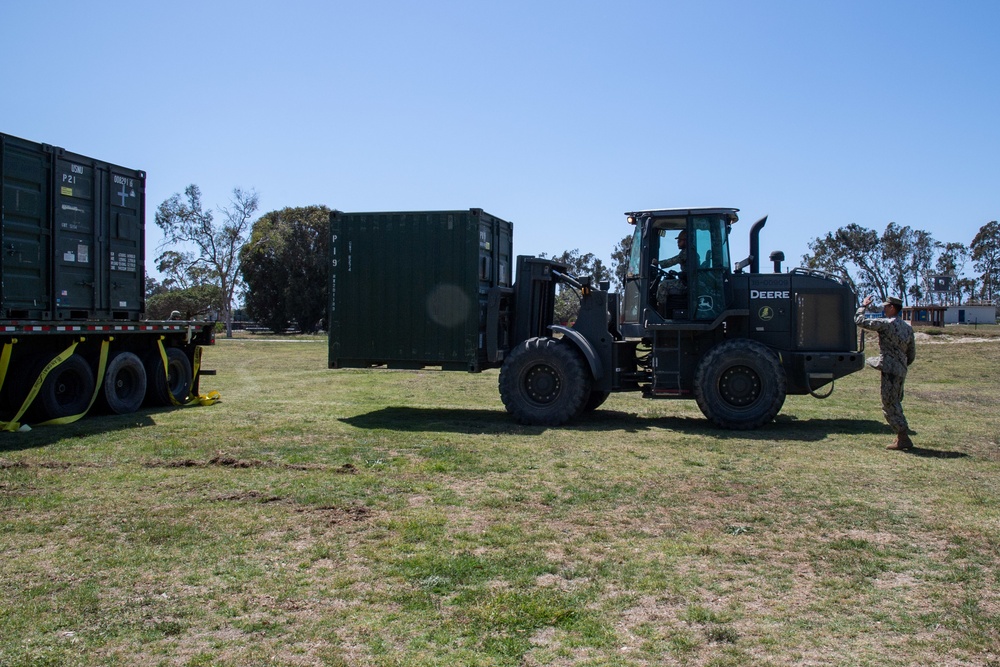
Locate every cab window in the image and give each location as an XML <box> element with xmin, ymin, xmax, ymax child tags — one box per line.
<box><xmin>622</xmin><ymin>224</ymin><xmax>643</xmax><ymax>323</ymax></box>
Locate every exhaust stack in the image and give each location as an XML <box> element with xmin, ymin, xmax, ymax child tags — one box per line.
<box><xmin>749</xmin><ymin>216</ymin><xmax>768</xmax><ymax>274</ymax></box>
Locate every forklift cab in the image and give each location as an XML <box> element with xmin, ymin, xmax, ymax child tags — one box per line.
<box><xmin>621</xmin><ymin>208</ymin><xmax>737</xmax><ymax>335</ymax></box>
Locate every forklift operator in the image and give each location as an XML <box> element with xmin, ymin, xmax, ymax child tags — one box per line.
<box><xmin>659</xmin><ymin>229</ymin><xmax>687</xmax><ymax>270</ymax></box>
<box><xmin>656</xmin><ymin>229</ymin><xmax>688</xmax><ymax>314</ymax></box>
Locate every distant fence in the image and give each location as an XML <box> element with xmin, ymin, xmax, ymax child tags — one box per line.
<box><xmin>230</xmin><ymin>321</ymin><xmax>317</xmax><ymax>335</ymax></box>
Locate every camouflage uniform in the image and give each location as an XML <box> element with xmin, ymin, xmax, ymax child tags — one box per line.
<box><xmin>855</xmin><ymin>306</ymin><xmax>916</xmax><ymax>434</ymax></box>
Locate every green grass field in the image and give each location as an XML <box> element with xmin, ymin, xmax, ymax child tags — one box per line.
<box><xmin>2</xmin><ymin>330</ymin><xmax>999</xmax><ymax>666</ymax></box>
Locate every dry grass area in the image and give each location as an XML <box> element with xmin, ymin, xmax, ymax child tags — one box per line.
<box><xmin>1</xmin><ymin>334</ymin><xmax>999</xmax><ymax>666</ymax></box>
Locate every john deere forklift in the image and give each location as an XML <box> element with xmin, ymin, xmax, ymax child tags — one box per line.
<box><xmin>329</xmin><ymin>207</ymin><xmax>866</xmax><ymax>430</ymax></box>
<box><xmin>495</xmin><ymin>207</ymin><xmax>865</xmax><ymax>429</ymax></box>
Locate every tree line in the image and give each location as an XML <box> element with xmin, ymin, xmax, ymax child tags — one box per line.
<box><xmin>147</xmin><ymin>183</ymin><xmax>1000</xmax><ymax>334</ymax></box>
<box><xmin>801</xmin><ymin>220</ymin><xmax>1000</xmax><ymax>307</ymax></box>
<box><xmin>146</xmin><ymin>184</ymin><xmax>330</xmax><ymax>337</ymax></box>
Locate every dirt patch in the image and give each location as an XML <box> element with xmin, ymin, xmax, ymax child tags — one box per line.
<box><xmin>214</xmin><ymin>490</ymin><xmax>283</xmax><ymax>503</ymax></box>
<box><xmin>307</xmin><ymin>504</ymin><xmax>373</xmax><ymax>525</ymax></box>
<box><xmin>146</xmin><ymin>458</ymin><xmax>358</xmax><ymax>474</ymax></box>
<box><xmin>0</xmin><ymin>459</ymin><xmax>106</xmax><ymax>470</ymax></box>
<box><xmin>210</xmin><ymin>488</ymin><xmax>372</xmax><ymax>526</ymax></box>
<box><xmin>161</xmin><ymin>459</ymin><xmax>201</xmax><ymax>468</ymax></box>
<box><xmin>209</xmin><ymin>455</ymin><xmax>264</xmax><ymax>468</ymax></box>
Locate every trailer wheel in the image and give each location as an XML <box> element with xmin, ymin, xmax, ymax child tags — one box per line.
<box><xmin>146</xmin><ymin>347</ymin><xmax>193</xmax><ymax>406</ymax></box>
<box><xmin>101</xmin><ymin>352</ymin><xmax>147</xmax><ymax>414</ymax></box>
<box><xmin>499</xmin><ymin>337</ymin><xmax>592</xmax><ymax>426</ymax></box>
<box><xmin>37</xmin><ymin>354</ymin><xmax>96</xmax><ymax>420</ymax></box>
<box><xmin>694</xmin><ymin>339</ymin><xmax>786</xmax><ymax>430</ymax></box>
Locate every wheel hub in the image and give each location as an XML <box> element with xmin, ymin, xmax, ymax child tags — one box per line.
<box><xmin>525</xmin><ymin>364</ymin><xmax>561</xmax><ymax>405</ymax></box>
<box><xmin>719</xmin><ymin>365</ymin><xmax>761</xmax><ymax>407</ymax></box>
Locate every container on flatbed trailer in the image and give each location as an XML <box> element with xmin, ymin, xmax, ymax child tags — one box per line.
<box><xmin>0</xmin><ymin>132</ymin><xmax>216</xmax><ymax>428</ymax></box>
<box><xmin>328</xmin><ymin>209</ymin><xmax>513</xmax><ymax>372</ymax></box>
<box><xmin>1</xmin><ymin>132</ymin><xmax>144</xmax><ymax>321</ymax></box>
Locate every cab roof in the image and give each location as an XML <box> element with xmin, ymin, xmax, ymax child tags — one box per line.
<box><xmin>625</xmin><ymin>207</ymin><xmax>739</xmax><ymax>220</ymax></box>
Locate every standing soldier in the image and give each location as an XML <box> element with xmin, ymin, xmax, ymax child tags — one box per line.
<box><xmin>855</xmin><ymin>295</ymin><xmax>917</xmax><ymax>450</ymax></box>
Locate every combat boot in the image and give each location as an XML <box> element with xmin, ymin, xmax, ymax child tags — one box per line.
<box><xmin>887</xmin><ymin>432</ymin><xmax>914</xmax><ymax>451</ymax></box>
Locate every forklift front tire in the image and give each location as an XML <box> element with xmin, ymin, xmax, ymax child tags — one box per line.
<box><xmin>499</xmin><ymin>337</ymin><xmax>592</xmax><ymax>426</ymax></box>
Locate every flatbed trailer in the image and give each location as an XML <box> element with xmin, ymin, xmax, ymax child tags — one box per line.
<box><xmin>0</xmin><ymin>319</ymin><xmax>215</xmax><ymax>429</ymax></box>
<box><xmin>1</xmin><ymin>131</ymin><xmax>216</xmax><ymax>428</ymax></box>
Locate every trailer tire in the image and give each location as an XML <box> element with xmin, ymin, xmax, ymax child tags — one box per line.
<box><xmin>101</xmin><ymin>352</ymin><xmax>147</xmax><ymax>414</ymax></box>
<box><xmin>37</xmin><ymin>354</ymin><xmax>96</xmax><ymax>420</ymax></box>
<box><xmin>694</xmin><ymin>339</ymin><xmax>785</xmax><ymax>430</ymax></box>
<box><xmin>499</xmin><ymin>337</ymin><xmax>591</xmax><ymax>426</ymax></box>
<box><xmin>146</xmin><ymin>347</ymin><xmax>192</xmax><ymax>406</ymax></box>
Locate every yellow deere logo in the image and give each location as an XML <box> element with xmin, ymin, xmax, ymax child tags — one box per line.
<box><xmin>759</xmin><ymin>306</ymin><xmax>774</xmax><ymax>321</ymax></box>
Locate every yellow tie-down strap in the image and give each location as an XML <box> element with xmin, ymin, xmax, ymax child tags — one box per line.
<box><xmin>1</xmin><ymin>338</ymin><xmax>110</xmax><ymax>432</ymax></box>
<box><xmin>41</xmin><ymin>339</ymin><xmax>110</xmax><ymax>426</ymax></box>
<box><xmin>0</xmin><ymin>339</ymin><xmax>15</xmax><ymax>396</ymax></box>
<box><xmin>1</xmin><ymin>338</ymin><xmax>219</xmax><ymax>432</ymax></box>
<box><xmin>0</xmin><ymin>339</ymin><xmax>19</xmax><ymax>429</ymax></box>
<box><xmin>157</xmin><ymin>339</ymin><xmax>221</xmax><ymax>406</ymax></box>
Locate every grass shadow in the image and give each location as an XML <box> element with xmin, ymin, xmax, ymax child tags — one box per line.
<box><xmin>341</xmin><ymin>407</ymin><xmax>535</xmax><ymax>435</ymax></box>
<box><xmin>341</xmin><ymin>406</ymin><xmax>951</xmax><ymax>448</ymax></box>
<box><xmin>0</xmin><ymin>412</ymin><xmax>158</xmax><ymax>454</ymax></box>
<box><xmin>900</xmin><ymin>447</ymin><xmax>968</xmax><ymax>459</ymax></box>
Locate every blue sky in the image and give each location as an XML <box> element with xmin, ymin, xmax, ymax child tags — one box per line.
<box><xmin>3</xmin><ymin>1</ymin><xmax>998</xmax><ymax>281</ymax></box>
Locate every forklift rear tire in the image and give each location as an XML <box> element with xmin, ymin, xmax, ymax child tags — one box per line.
<box><xmin>499</xmin><ymin>337</ymin><xmax>592</xmax><ymax>426</ymax></box>
<box><xmin>694</xmin><ymin>339</ymin><xmax>786</xmax><ymax>430</ymax></box>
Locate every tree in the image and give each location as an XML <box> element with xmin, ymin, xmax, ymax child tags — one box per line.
<box><xmin>145</xmin><ymin>271</ymin><xmax>164</xmax><ymax>299</ymax></box>
<box><xmin>802</xmin><ymin>223</ymin><xmax>880</xmax><ymax>297</ymax></box>
<box><xmin>880</xmin><ymin>223</ymin><xmax>935</xmax><ymax>304</ymax></box>
<box><xmin>540</xmin><ymin>249</ymin><xmax>610</xmax><ymax>323</ymax></box>
<box><xmin>156</xmin><ymin>249</ymin><xmax>215</xmax><ymax>290</ymax></box>
<box><xmin>970</xmin><ymin>220</ymin><xmax>1000</xmax><ymax>304</ymax></box>
<box><xmin>803</xmin><ymin>223</ymin><xmax>937</xmax><ymax>305</ymax></box>
<box><xmin>155</xmin><ymin>185</ymin><xmax>259</xmax><ymax>337</ymax></box>
<box><xmin>240</xmin><ymin>206</ymin><xmax>331</xmax><ymax>333</ymax></box>
<box><xmin>933</xmin><ymin>242</ymin><xmax>969</xmax><ymax>305</ymax></box>
<box><xmin>909</xmin><ymin>229</ymin><xmax>935</xmax><ymax>304</ymax></box>
<box><xmin>146</xmin><ymin>284</ymin><xmax>223</xmax><ymax>320</ymax></box>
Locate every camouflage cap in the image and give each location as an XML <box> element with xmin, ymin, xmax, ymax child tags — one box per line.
<box><xmin>882</xmin><ymin>296</ymin><xmax>903</xmax><ymax>308</ymax></box>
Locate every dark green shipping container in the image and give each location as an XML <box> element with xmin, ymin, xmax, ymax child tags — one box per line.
<box><xmin>1</xmin><ymin>132</ymin><xmax>145</xmax><ymax>321</ymax></box>
<box><xmin>329</xmin><ymin>209</ymin><xmax>513</xmax><ymax>371</ymax></box>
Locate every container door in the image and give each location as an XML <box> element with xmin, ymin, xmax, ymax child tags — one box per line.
<box><xmin>474</xmin><ymin>213</ymin><xmax>513</xmax><ymax>359</ymax></box>
<box><xmin>107</xmin><ymin>169</ymin><xmax>144</xmax><ymax>319</ymax></box>
<box><xmin>495</xmin><ymin>217</ymin><xmax>513</xmax><ymax>288</ymax></box>
<box><xmin>1</xmin><ymin>136</ymin><xmax>52</xmax><ymax>318</ymax></box>
<box><xmin>53</xmin><ymin>157</ymin><xmax>97</xmax><ymax>318</ymax></box>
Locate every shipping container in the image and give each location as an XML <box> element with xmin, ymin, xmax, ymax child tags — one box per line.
<box><xmin>0</xmin><ymin>132</ymin><xmax>215</xmax><ymax>428</ymax></box>
<box><xmin>329</xmin><ymin>209</ymin><xmax>513</xmax><ymax>371</ymax></box>
<box><xmin>1</xmin><ymin>132</ymin><xmax>144</xmax><ymax>321</ymax></box>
